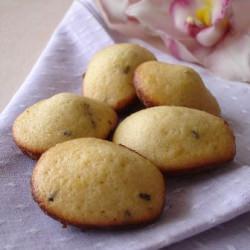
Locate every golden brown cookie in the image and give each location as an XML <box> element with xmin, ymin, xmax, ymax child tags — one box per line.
<box><xmin>83</xmin><ymin>43</ymin><xmax>156</xmax><ymax>111</ymax></box>
<box><xmin>31</xmin><ymin>138</ymin><xmax>165</xmax><ymax>229</ymax></box>
<box><xmin>13</xmin><ymin>93</ymin><xmax>117</xmax><ymax>159</ymax></box>
<box><xmin>133</xmin><ymin>61</ymin><xmax>221</xmax><ymax>116</ymax></box>
<box><xmin>113</xmin><ymin>106</ymin><xmax>235</xmax><ymax>173</ymax></box>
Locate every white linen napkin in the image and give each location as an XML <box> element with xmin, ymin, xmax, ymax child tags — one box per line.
<box><xmin>0</xmin><ymin>1</ymin><xmax>250</xmax><ymax>249</ymax></box>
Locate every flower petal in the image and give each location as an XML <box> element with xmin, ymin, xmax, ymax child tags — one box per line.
<box><xmin>96</xmin><ymin>0</ymin><xmax>130</xmax><ymax>23</ymax></box>
<box><xmin>231</xmin><ymin>0</ymin><xmax>250</xmax><ymax>32</ymax></box>
<box><xmin>170</xmin><ymin>0</ymin><xmax>198</xmax><ymax>33</ymax></box>
<box><xmin>96</xmin><ymin>0</ymin><xmax>146</xmax><ymax>37</ymax></box>
<box><xmin>206</xmin><ymin>33</ymin><xmax>250</xmax><ymax>82</ymax></box>
<box><xmin>158</xmin><ymin>31</ymin><xmax>199</xmax><ymax>63</ymax></box>
<box><xmin>196</xmin><ymin>24</ymin><xmax>226</xmax><ymax>47</ymax></box>
<box><xmin>211</xmin><ymin>0</ymin><xmax>232</xmax><ymax>23</ymax></box>
<box><xmin>126</xmin><ymin>0</ymin><xmax>172</xmax><ymax>33</ymax></box>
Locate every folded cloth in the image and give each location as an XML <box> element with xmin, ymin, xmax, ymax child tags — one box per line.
<box><xmin>0</xmin><ymin>1</ymin><xmax>250</xmax><ymax>249</ymax></box>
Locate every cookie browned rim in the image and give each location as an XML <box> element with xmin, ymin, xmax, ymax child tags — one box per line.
<box><xmin>31</xmin><ymin>146</ymin><xmax>166</xmax><ymax>229</ymax></box>
<box><xmin>12</xmin><ymin>110</ymin><xmax>119</xmax><ymax>160</ymax></box>
<box><xmin>31</xmin><ymin>177</ymin><xmax>166</xmax><ymax>229</ymax></box>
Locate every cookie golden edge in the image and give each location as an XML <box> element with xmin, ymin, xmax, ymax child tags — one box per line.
<box><xmin>82</xmin><ymin>75</ymin><xmax>137</xmax><ymax>112</ymax></box>
<box><xmin>117</xmin><ymin>143</ymin><xmax>236</xmax><ymax>175</ymax></box>
<box><xmin>133</xmin><ymin>64</ymin><xmax>221</xmax><ymax>116</ymax></box>
<box><xmin>162</xmin><ymin>119</ymin><xmax>236</xmax><ymax>174</ymax></box>
<box><xmin>111</xmin><ymin>93</ymin><xmax>138</xmax><ymax>112</ymax></box>
<box><xmin>31</xmin><ymin>149</ymin><xmax>166</xmax><ymax>229</ymax></box>
<box><xmin>82</xmin><ymin>43</ymin><xmax>157</xmax><ymax>111</ymax></box>
<box><xmin>12</xmin><ymin>109</ymin><xmax>119</xmax><ymax>160</ymax></box>
<box><xmin>114</xmin><ymin>119</ymin><xmax>236</xmax><ymax>175</ymax></box>
<box><xmin>133</xmin><ymin>74</ymin><xmax>157</xmax><ymax>107</ymax></box>
<box><xmin>163</xmin><ymin>150</ymin><xmax>236</xmax><ymax>175</ymax></box>
<box><xmin>31</xmin><ymin>183</ymin><xmax>166</xmax><ymax>229</ymax></box>
<box><xmin>12</xmin><ymin>122</ymin><xmax>42</xmax><ymax>160</ymax></box>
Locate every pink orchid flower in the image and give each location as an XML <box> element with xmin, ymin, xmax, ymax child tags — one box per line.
<box><xmin>96</xmin><ymin>0</ymin><xmax>250</xmax><ymax>82</ymax></box>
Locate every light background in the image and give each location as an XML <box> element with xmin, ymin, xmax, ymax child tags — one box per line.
<box><xmin>0</xmin><ymin>0</ymin><xmax>73</xmax><ymax>112</ymax></box>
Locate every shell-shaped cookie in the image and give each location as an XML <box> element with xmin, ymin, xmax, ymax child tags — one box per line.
<box><xmin>83</xmin><ymin>43</ymin><xmax>156</xmax><ymax>111</ymax></box>
<box><xmin>13</xmin><ymin>93</ymin><xmax>117</xmax><ymax>159</ymax></box>
<box><xmin>113</xmin><ymin>106</ymin><xmax>235</xmax><ymax>173</ymax></box>
<box><xmin>134</xmin><ymin>61</ymin><xmax>221</xmax><ymax>116</ymax></box>
<box><xmin>31</xmin><ymin>138</ymin><xmax>165</xmax><ymax>228</ymax></box>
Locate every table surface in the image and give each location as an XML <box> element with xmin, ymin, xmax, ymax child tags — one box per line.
<box><xmin>0</xmin><ymin>0</ymin><xmax>73</xmax><ymax>113</ymax></box>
